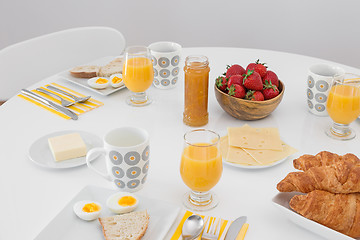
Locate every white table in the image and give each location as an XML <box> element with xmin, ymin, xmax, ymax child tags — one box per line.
<box><xmin>1</xmin><ymin>47</ymin><xmax>359</xmax><ymax>240</ymax></box>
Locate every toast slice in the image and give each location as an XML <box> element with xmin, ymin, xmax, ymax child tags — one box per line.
<box><xmin>69</xmin><ymin>65</ymin><xmax>99</xmax><ymax>78</ymax></box>
<box><xmin>98</xmin><ymin>210</ymin><xmax>149</xmax><ymax>240</ymax></box>
<box><xmin>98</xmin><ymin>58</ymin><xmax>123</xmax><ymax>77</ymax></box>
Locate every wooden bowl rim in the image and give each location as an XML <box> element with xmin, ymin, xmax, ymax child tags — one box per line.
<box><xmin>214</xmin><ymin>80</ymin><xmax>285</xmax><ymax>104</ymax></box>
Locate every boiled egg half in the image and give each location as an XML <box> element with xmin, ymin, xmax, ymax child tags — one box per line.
<box><xmin>110</xmin><ymin>74</ymin><xmax>123</xmax><ymax>88</ymax></box>
<box><xmin>106</xmin><ymin>192</ymin><xmax>139</xmax><ymax>214</ymax></box>
<box><xmin>87</xmin><ymin>77</ymin><xmax>110</xmax><ymax>89</ymax></box>
<box><xmin>73</xmin><ymin>200</ymin><xmax>102</xmax><ymax>221</ymax></box>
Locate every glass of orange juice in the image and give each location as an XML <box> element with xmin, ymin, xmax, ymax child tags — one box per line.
<box><xmin>123</xmin><ymin>46</ymin><xmax>154</xmax><ymax>106</ymax></box>
<box><xmin>180</xmin><ymin>129</ymin><xmax>222</xmax><ymax>211</ymax></box>
<box><xmin>326</xmin><ymin>74</ymin><xmax>360</xmax><ymax>140</ymax></box>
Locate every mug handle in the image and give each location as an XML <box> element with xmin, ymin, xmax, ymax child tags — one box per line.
<box><xmin>86</xmin><ymin>148</ymin><xmax>112</xmax><ymax>181</ymax></box>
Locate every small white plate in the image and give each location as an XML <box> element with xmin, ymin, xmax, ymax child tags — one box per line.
<box><xmin>57</xmin><ymin>56</ymin><xmax>126</xmax><ymax>96</ymax></box>
<box><xmin>34</xmin><ymin>185</ymin><xmax>181</xmax><ymax>240</ymax></box>
<box><xmin>223</xmin><ymin>156</ymin><xmax>290</xmax><ymax>169</ymax></box>
<box><xmin>28</xmin><ymin>130</ymin><xmax>102</xmax><ymax>169</ymax></box>
<box><xmin>272</xmin><ymin>192</ymin><xmax>356</xmax><ymax>240</ymax></box>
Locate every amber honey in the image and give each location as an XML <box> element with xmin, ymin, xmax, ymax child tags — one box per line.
<box><xmin>183</xmin><ymin>56</ymin><xmax>210</xmax><ymax>126</ymax></box>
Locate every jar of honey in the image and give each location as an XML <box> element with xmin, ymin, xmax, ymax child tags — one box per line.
<box><xmin>183</xmin><ymin>55</ymin><xmax>210</xmax><ymax>127</ymax></box>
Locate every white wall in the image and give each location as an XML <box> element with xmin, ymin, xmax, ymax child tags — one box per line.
<box><xmin>1</xmin><ymin>0</ymin><xmax>360</xmax><ymax>68</ymax></box>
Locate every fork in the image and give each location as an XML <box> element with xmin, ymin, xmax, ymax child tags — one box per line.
<box><xmin>202</xmin><ymin>217</ymin><xmax>221</xmax><ymax>240</ymax></box>
<box><xmin>46</xmin><ymin>85</ymin><xmax>91</xmax><ymax>103</ymax></box>
<box><xmin>36</xmin><ymin>88</ymin><xmax>74</xmax><ymax>107</ymax></box>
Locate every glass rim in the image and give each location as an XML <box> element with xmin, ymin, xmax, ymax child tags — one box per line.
<box><xmin>125</xmin><ymin>45</ymin><xmax>149</xmax><ymax>55</ymax></box>
<box><xmin>183</xmin><ymin>129</ymin><xmax>220</xmax><ymax>147</ymax></box>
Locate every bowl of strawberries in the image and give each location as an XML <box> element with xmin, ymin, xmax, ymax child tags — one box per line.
<box><xmin>214</xmin><ymin>60</ymin><xmax>284</xmax><ymax>120</ymax></box>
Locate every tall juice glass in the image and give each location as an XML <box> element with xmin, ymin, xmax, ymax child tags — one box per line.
<box><xmin>123</xmin><ymin>46</ymin><xmax>154</xmax><ymax>106</ymax></box>
<box><xmin>326</xmin><ymin>75</ymin><xmax>360</xmax><ymax>140</ymax></box>
<box><xmin>180</xmin><ymin>129</ymin><xmax>222</xmax><ymax>211</ymax></box>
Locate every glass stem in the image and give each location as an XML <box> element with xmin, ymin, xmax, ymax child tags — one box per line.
<box><xmin>330</xmin><ymin>122</ymin><xmax>351</xmax><ymax>137</ymax></box>
<box><xmin>189</xmin><ymin>191</ymin><xmax>212</xmax><ymax>206</ymax></box>
<box><xmin>130</xmin><ymin>92</ymin><xmax>147</xmax><ymax>104</ymax></box>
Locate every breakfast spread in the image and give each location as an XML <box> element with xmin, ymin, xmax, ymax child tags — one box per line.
<box><xmin>221</xmin><ymin>124</ymin><xmax>297</xmax><ymax>166</ymax></box>
<box><xmin>48</xmin><ymin>132</ymin><xmax>87</xmax><ymax>161</ymax></box>
<box><xmin>216</xmin><ymin>60</ymin><xmax>281</xmax><ymax>101</ymax></box>
<box><xmin>277</xmin><ymin>151</ymin><xmax>360</xmax><ymax>238</ymax></box>
<box><xmin>99</xmin><ymin>210</ymin><xmax>149</xmax><ymax>240</ymax></box>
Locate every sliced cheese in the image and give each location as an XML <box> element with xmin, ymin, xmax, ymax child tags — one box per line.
<box><xmin>48</xmin><ymin>133</ymin><xmax>87</xmax><ymax>162</ymax></box>
<box><xmin>243</xmin><ymin>141</ymin><xmax>298</xmax><ymax>165</ymax></box>
<box><xmin>228</xmin><ymin>124</ymin><xmax>283</xmax><ymax>151</ymax></box>
<box><xmin>220</xmin><ymin>136</ymin><xmax>259</xmax><ymax>165</ymax></box>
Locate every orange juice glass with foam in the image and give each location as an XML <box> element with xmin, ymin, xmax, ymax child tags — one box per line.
<box><xmin>326</xmin><ymin>76</ymin><xmax>360</xmax><ymax>140</ymax></box>
<box><xmin>123</xmin><ymin>46</ymin><xmax>154</xmax><ymax>106</ymax></box>
<box><xmin>180</xmin><ymin>129</ymin><xmax>222</xmax><ymax>211</ymax></box>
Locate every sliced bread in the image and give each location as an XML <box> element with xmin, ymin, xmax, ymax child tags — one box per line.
<box><xmin>98</xmin><ymin>58</ymin><xmax>123</xmax><ymax>77</ymax></box>
<box><xmin>69</xmin><ymin>65</ymin><xmax>99</xmax><ymax>78</ymax></box>
<box><xmin>98</xmin><ymin>210</ymin><xmax>149</xmax><ymax>240</ymax></box>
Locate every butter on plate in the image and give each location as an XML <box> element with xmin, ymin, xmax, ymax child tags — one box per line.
<box><xmin>48</xmin><ymin>133</ymin><xmax>87</xmax><ymax>162</ymax></box>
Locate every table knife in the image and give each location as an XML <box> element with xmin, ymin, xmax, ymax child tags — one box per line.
<box><xmin>224</xmin><ymin>216</ymin><xmax>247</xmax><ymax>240</ymax></box>
<box><xmin>21</xmin><ymin>89</ymin><xmax>78</xmax><ymax>120</ymax></box>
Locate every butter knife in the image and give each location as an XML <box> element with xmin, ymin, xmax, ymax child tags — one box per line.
<box><xmin>224</xmin><ymin>216</ymin><xmax>247</xmax><ymax>240</ymax></box>
<box><xmin>21</xmin><ymin>89</ymin><xmax>78</xmax><ymax>120</ymax></box>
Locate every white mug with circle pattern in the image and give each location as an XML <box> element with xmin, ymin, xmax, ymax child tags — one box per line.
<box><xmin>86</xmin><ymin>127</ymin><xmax>149</xmax><ymax>192</ymax></box>
<box><xmin>148</xmin><ymin>41</ymin><xmax>182</xmax><ymax>89</ymax></box>
<box><xmin>307</xmin><ymin>64</ymin><xmax>345</xmax><ymax>116</ymax></box>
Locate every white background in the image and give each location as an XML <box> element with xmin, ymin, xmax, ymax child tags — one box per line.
<box><xmin>1</xmin><ymin>0</ymin><xmax>360</xmax><ymax>67</ymax></box>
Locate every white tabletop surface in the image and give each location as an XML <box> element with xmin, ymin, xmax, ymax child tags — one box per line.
<box><xmin>1</xmin><ymin>47</ymin><xmax>359</xmax><ymax>240</ymax></box>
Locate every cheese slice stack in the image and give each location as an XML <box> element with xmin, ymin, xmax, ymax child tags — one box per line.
<box><xmin>221</xmin><ymin>124</ymin><xmax>297</xmax><ymax>166</ymax></box>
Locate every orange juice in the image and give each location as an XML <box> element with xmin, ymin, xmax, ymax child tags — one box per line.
<box><xmin>180</xmin><ymin>143</ymin><xmax>222</xmax><ymax>192</ymax></box>
<box><xmin>123</xmin><ymin>57</ymin><xmax>154</xmax><ymax>92</ymax></box>
<box><xmin>327</xmin><ymin>84</ymin><xmax>360</xmax><ymax>124</ymax></box>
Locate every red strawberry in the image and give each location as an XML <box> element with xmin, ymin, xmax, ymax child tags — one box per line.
<box><xmin>262</xmin><ymin>70</ymin><xmax>279</xmax><ymax>87</ymax></box>
<box><xmin>225</xmin><ymin>64</ymin><xmax>246</xmax><ymax>78</ymax></box>
<box><xmin>245</xmin><ymin>90</ymin><xmax>264</xmax><ymax>101</ymax></box>
<box><xmin>228</xmin><ymin>84</ymin><xmax>246</xmax><ymax>98</ymax></box>
<box><xmin>246</xmin><ymin>59</ymin><xmax>267</xmax><ymax>78</ymax></box>
<box><xmin>227</xmin><ymin>74</ymin><xmax>244</xmax><ymax>88</ymax></box>
<box><xmin>216</xmin><ymin>76</ymin><xmax>228</xmax><ymax>92</ymax></box>
<box><xmin>243</xmin><ymin>70</ymin><xmax>263</xmax><ymax>91</ymax></box>
<box><xmin>262</xmin><ymin>80</ymin><xmax>279</xmax><ymax>100</ymax></box>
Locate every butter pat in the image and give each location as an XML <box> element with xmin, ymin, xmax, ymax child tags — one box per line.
<box><xmin>48</xmin><ymin>133</ymin><xmax>87</xmax><ymax>161</ymax></box>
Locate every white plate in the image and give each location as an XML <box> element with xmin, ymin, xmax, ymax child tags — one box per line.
<box><xmin>57</xmin><ymin>56</ymin><xmax>126</xmax><ymax>96</ymax></box>
<box><xmin>223</xmin><ymin>156</ymin><xmax>291</xmax><ymax>169</ymax></box>
<box><xmin>34</xmin><ymin>185</ymin><xmax>181</xmax><ymax>240</ymax></box>
<box><xmin>28</xmin><ymin>130</ymin><xmax>102</xmax><ymax>169</ymax></box>
<box><xmin>272</xmin><ymin>192</ymin><xmax>356</xmax><ymax>240</ymax></box>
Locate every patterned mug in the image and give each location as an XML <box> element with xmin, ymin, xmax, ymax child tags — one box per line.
<box><xmin>148</xmin><ymin>41</ymin><xmax>182</xmax><ymax>89</ymax></box>
<box><xmin>86</xmin><ymin>127</ymin><xmax>149</xmax><ymax>192</ymax></box>
<box><xmin>307</xmin><ymin>64</ymin><xmax>345</xmax><ymax>116</ymax></box>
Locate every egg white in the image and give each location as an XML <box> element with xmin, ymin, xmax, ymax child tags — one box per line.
<box><xmin>87</xmin><ymin>77</ymin><xmax>110</xmax><ymax>89</ymax></box>
<box><xmin>106</xmin><ymin>192</ymin><xmax>139</xmax><ymax>214</ymax></box>
<box><xmin>73</xmin><ymin>200</ymin><xmax>102</xmax><ymax>221</ymax></box>
<box><xmin>109</xmin><ymin>74</ymin><xmax>124</xmax><ymax>88</ymax></box>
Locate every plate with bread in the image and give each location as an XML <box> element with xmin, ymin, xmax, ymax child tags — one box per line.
<box><xmin>273</xmin><ymin>151</ymin><xmax>360</xmax><ymax>240</ymax></box>
<box><xmin>34</xmin><ymin>185</ymin><xmax>181</xmax><ymax>240</ymax></box>
<box><xmin>57</xmin><ymin>56</ymin><xmax>126</xmax><ymax>96</ymax></box>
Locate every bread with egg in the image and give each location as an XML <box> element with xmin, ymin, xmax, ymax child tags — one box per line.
<box><xmin>69</xmin><ymin>65</ymin><xmax>99</xmax><ymax>78</ymax></box>
<box><xmin>98</xmin><ymin>210</ymin><xmax>149</xmax><ymax>240</ymax></box>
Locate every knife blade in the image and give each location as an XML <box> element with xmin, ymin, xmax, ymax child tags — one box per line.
<box><xmin>224</xmin><ymin>216</ymin><xmax>247</xmax><ymax>240</ymax></box>
<box><xmin>21</xmin><ymin>89</ymin><xmax>78</xmax><ymax>120</ymax></box>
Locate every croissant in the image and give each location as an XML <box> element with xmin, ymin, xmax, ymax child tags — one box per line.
<box><xmin>277</xmin><ymin>161</ymin><xmax>360</xmax><ymax>193</ymax></box>
<box><xmin>289</xmin><ymin>190</ymin><xmax>360</xmax><ymax>238</ymax></box>
<box><xmin>293</xmin><ymin>151</ymin><xmax>360</xmax><ymax>171</ymax></box>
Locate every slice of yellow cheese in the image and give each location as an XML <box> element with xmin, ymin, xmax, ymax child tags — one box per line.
<box><xmin>220</xmin><ymin>136</ymin><xmax>259</xmax><ymax>165</ymax></box>
<box><xmin>242</xmin><ymin>141</ymin><xmax>298</xmax><ymax>165</ymax></box>
<box><xmin>228</xmin><ymin>124</ymin><xmax>283</xmax><ymax>151</ymax></box>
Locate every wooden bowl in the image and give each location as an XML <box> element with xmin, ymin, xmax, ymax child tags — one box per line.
<box><xmin>214</xmin><ymin>80</ymin><xmax>285</xmax><ymax>120</ymax></box>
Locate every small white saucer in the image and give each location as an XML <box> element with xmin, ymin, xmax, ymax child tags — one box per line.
<box><xmin>28</xmin><ymin>130</ymin><xmax>102</xmax><ymax>169</ymax></box>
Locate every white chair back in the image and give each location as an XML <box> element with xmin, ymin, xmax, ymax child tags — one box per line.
<box><xmin>0</xmin><ymin>26</ymin><xmax>126</xmax><ymax>100</ymax></box>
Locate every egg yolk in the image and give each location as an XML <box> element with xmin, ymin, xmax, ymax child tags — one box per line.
<box><xmin>112</xmin><ymin>76</ymin><xmax>122</xmax><ymax>84</ymax></box>
<box><xmin>82</xmin><ymin>203</ymin><xmax>100</xmax><ymax>213</ymax></box>
<box><xmin>95</xmin><ymin>78</ymin><xmax>108</xmax><ymax>84</ymax></box>
<box><xmin>118</xmin><ymin>196</ymin><xmax>136</xmax><ymax>206</ymax></box>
